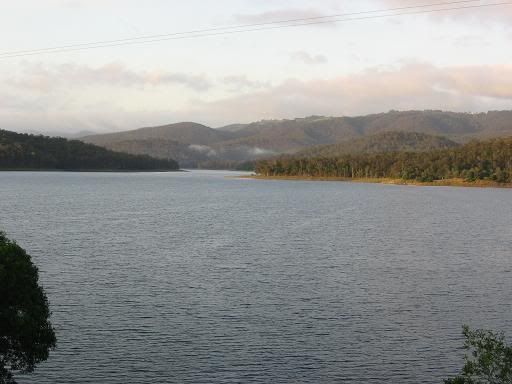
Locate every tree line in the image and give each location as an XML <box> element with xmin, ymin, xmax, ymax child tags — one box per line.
<box><xmin>297</xmin><ymin>131</ymin><xmax>459</xmax><ymax>158</ymax></box>
<box><xmin>255</xmin><ymin>137</ymin><xmax>512</xmax><ymax>183</ymax></box>
<box><xmin>0</xmin><ymin>130</ymin><xmax>179</xmax><ymax>171</ymax></box>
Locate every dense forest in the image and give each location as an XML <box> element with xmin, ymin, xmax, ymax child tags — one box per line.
<box><xmin>255</xmin><ymin>137</ymin><xmax>512</xmax><ymax>183</ymax></box>
<box><xmin>82</xmin><ymin>110</ymin><xmax>512</xmax><ymax>169</ymax></box>
<box><xmin>296</xmin><ymin>131</ymin><xmax>459</xmax><ymax>158</ymax></box>
<box><xmin>0</xmin><ymin>130</ymin><xmax>179</xmax><ymax>171</ymax></box>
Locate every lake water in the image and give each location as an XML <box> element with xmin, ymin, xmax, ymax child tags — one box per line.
<box><xmin>1</xmin><ymin>170</ymin><xmax>511</xmax><ymax>383</ymax></box>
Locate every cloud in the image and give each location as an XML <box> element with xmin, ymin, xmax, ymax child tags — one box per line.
<box><xmin>3</xmin><ymin>62</ymin><xmax>512</xmax><ymax>132</ymax></box>
<box><xmin>177</xmin><ymin>62</ymin><xmax>512</xmax><ymax>126</ymax></box>
<box><xmin>0</xmin><ymin>104</ymin><xmax>179</xmax><ymax>134</ymax></box>
<box><xmin>48</xmin><ymin>0</ymin><xmax>118</xmax><ymax>8</ymax></box>
<box><xmin>379</xmin><ymin>0</ymin><xmax>512</xmax><ymax>22</ymax></box>
<box><xmin>231</xmin><ymin>2</ymin><xmax>512</xmax><ymax>29</ymax></box>
<box><xmin>290</xmin><ymin>51</ymin><xmax>328</xmax><ymax>65</ymax></box>
<box><xmin>222</xmin><ymin>75</ymin><xmax>269</xmax><ymax>92</ymax></box>
<box><xmin>248</xmin><ymin>147</ymin><xmax>275</xmax><ymax>156</ymax></box>
<box><xmin>188</xmin><ymin>144</ymin><xmax>217</xmax><ymax>156</ymax></box>
<box><xmin>7</xmin><ymin>62</ymin><xmax>211</xmax><ymax>92</ymax></box>
<box><xmin>436</xmin><ymin>64</ymin><xmax>512</xmax><ymax>99</ymax></box>
<box><xmin>452</xmin><ymin>34</ymin><xmax>490</xmax><ymax>48</ymax></box>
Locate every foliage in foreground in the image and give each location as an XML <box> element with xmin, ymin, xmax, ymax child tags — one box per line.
<box><xmin>256</xmin><ymin>137</ymin><xmax>512</xmax><ymax>183</ymax></box>
<box><xmin>445</xmin><ymin>326</ymin><xmax>512</xmax><ymax>383</ymax></box>
<box><xmin>0</xmin><ymin>129</ymin><xmax>179</xmax><ymax>171</ymax></box>
<box><xmin>0</xmin><ymin>232</ymin><xmax>56</xmax><ymax>384</ymax></box>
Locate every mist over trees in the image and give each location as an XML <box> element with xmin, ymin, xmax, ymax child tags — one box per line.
<box><xmin>80</xmin><ymin>110</ymin><xmax>512</xmax><ymax>169</ymax></box>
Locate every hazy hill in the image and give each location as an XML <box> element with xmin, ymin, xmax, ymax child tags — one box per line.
<box><xmin>80</xmin><ymin>110</ymin><xmax>512</xmax><ymax>168</ymax></box>
<box><xmin>83</xmin><ymin>122</ymin><xmax>233</xmax><ymax>146</ymax></box>
<box><xmin>217</xmin><ymin>116</ymin><xmax>362</xmax><ymax>152</ymax></box>
<box><xmin>98</xmin><ymin>139</ymin><xmax>216</xmax><ymax>168</ymax></box>
<box><xmin>296</xmin><ymin>131</ymin><xmax>460</xmax><ymax>158</ymax></box>
<box><xmin>217</xmin><ymin>110</ymin><xmax>512</xmax><ymax>144</ymax></box>
<box><xmin>0</xmin><ymin>129</ymin><xmax>179</xmax><ymax>171</ymax></box>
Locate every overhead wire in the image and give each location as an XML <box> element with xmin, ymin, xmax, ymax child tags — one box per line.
<box><xmin>0</xmin><ymin>0</ymin><xmax>483</xmax><ymax>57</ymax></box>
<box><xmin>0</xmin><ymin>0</ymin><xmax>510</xmax><ymax>59</ymax></box>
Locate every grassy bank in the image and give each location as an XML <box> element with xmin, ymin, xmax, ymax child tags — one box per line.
<box><xmin>243</xmin><ymin>175</ymin><xmax>512</xmax><ymax>188</ymax></box>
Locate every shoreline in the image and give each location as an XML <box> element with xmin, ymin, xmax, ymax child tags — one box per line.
<box><xmin>242</xmin><ymin>175</ymin><xmax>512</xmax><ymax>188</ymax></box>
<box><xmin>0</xmin><ymin>168</ymin><xmax>185</xmax><ymax>173</ymax></box>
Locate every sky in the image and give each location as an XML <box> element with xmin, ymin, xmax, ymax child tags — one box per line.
<box><xmin>1</xmin><ymin>0</ymin><xmax>511</xmax><ymax>134</ymax></box>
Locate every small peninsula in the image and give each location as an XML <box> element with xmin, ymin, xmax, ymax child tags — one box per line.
<box><xmin>254</xmin><ymin>136</ymin><xmax>512</xmax><ymax>188</ymax></box>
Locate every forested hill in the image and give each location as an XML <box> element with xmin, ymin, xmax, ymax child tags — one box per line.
<box><xmin>0</xmin><ymin>129</ymin><xmax>179</xmax><ymax>171</ymax></box>
<box><xmin>296</xmin><ymin>131</ymin><xmax>460</xmax><ymax>158</ymax></box>
<box><xmin>255</xmin><ymin>137</ymin><xmax>512</xmax><ymax>184</ymax></box>
<box><xmin>81</xmin><ymin>110</ymin><xmax>512</xmax><ymax>168</ymax></box>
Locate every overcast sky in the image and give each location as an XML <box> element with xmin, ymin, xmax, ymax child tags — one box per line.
<box><xmin>1</xmin><ymin>0</ymin><xmax>511</xmax><ymax>134</ymax></box>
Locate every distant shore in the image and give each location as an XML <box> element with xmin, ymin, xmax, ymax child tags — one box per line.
<box><xmin>0</xmin><ymin>168</ymin><xmax>184</xmax><ymax>172</ymax></box>
<box><xmin>242</xmin><ymin>175</ymin><xmax>512</xmax><ymax>188</ymax></box>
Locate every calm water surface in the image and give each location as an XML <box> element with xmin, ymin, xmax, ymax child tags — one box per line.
<box><xmin>1</xmin><ymin>170</ymin><xmax>511</xmax><ymax>383</ymax></box>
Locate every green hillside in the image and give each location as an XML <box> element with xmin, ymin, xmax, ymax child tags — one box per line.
<box><xmin>0</xmin><ymin>129</ymin><xmax>179</xmax><ymax>171</ymax></box>
<box><xmin>256</xmin><ymin>136</ymin><xmax>512</xmax><ymax>184</ymax></box>
<box><xmin>296</xmin><ymin>131</ymin><xmax>460</xmax><ymax>158</ymax></box>
<box><xmin>80</xmin><ymin>110</ymin><xmax>512</xmax><ymax>169</ymax></box>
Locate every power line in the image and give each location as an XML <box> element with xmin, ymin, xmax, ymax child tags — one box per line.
<box><xmin>0</xmin><ymin>0</ymin><xmax>482</xmax><ymax>57</ymax></box>
<box><xmin>0</xmin><ymin>1</ymin><xmax>510</xmax><ymax>59</ymax></box>
<box><xmin>1</xmin><ymin>0</ymin><xmax>505</xmax><ymax>58</ymax></box>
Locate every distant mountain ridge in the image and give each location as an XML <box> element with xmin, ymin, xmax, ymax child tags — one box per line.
<box><xmin>81</xmin><ymin>110</ymin><xmax>512</xmax><ymax>168</ymax></box>
<box><xmin>0</xmin><ymin>129</ymin><xmax>179</xmax><ymax>171</ymax></box>
<box><xmin>84</xmin><ymin>122</ymin><xmax>231</xmax><ymax>146</ymax></box>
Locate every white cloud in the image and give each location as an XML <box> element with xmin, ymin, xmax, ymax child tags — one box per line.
<box><xmin>3</xmin><ymin>62</ymin><xmax>512</xmax><ymax>132</ymax></box>
<box><xmin>290</xmin><ymin>51</ymin><xmax>328</xmax><ymax>65</ymax></box>
<box><xmin>379</xmin><ymin>0</ymin><xmax>512</xmax><ymax>22</ymax></box>
<box><xmin>176</xmin><ymin>62</ymin><xmax>512</xmax><ymax>126</ymax></box>
<box><xmin>248</xmin><ymin>147</ymin><xmax>275</xmax><ymax>156</ymax></box>
<box><xmin>222</xmin><ymin>75</ymin><xmax>269</xmax><ymax>92</ymax></box>
<box><xmin>7</xmin><ymin>62</ymin><xmax>212</xmax><ymax>92</ymax></box>
<box><xmin>188</xmin><ymin>144</ymin><xmax>217</xmax><ymax>157</ymax></box>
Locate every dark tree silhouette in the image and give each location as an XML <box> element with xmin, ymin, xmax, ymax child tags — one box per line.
<box><xmin>0</xmin><ymin>232</ymin><xmax>56</xmax><ymax>384</ymax></box>
<box><xmin>0</xmin><ymin>129</ymin><xmax>179</xmax><ymax>171</ymax></box>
